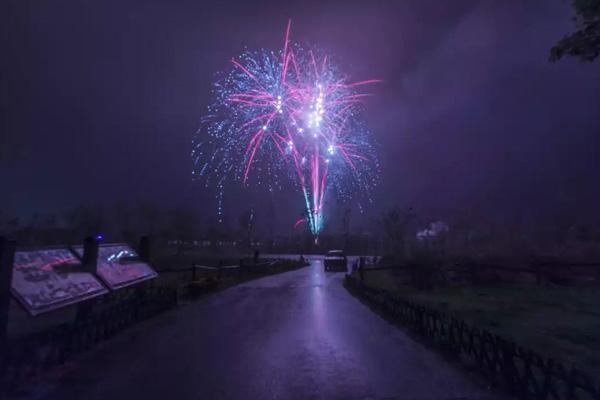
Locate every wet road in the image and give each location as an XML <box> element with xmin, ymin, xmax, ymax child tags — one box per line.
<box><xmin>40</xmin><ymin>257</ymin><xmax>500</xmax><ymax>400</ymax></box>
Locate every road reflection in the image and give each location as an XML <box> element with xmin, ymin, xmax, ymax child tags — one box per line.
<box><xmin>310</xmin><ymin>258</ymin><xmax>327</xmax><ymax>333</ymax></box>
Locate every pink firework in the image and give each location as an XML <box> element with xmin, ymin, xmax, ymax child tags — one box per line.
<box><xmin>194</xmin><ymin>20</ymin><xmax>380</xmax><ymax>238</ymax></box>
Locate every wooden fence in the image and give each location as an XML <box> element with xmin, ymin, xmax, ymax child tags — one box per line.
<box><xmin>356</xmin><ymin>259</ymin><xmax>600</xmax><ymax>287</ymax></box>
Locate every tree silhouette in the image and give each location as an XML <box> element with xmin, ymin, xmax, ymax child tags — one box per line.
<box><xmin>381</xmin><ymin>206</ymin><xmax>414</xmax><ymax>258</ymax></box>
<box><xmin>169</xmin><ymin>207</ymin><xmax>198</xmax><ymax>254</ymax></box>
<box><xmin>550</xmin><ymin>0</ymin><xmax>600</xmax><ymax>62</ymax></box>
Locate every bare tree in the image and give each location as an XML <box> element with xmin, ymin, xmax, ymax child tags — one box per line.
<box><xmin>63</xmin><ymin>206</ymin><xmax>104</xmax><ymax>241</ymax></box>
<box><xmin>343</xmin><ymin>208</ymin><xmax>351</xmax><ymax>251</ymax></box>
<box><xmin>170</xmin><ymin>207</ymin><xmax>198</xmax><ymax>254</ymax></box>
<box><xmin>238</xmin><ymin>208</ymin><xmax>255</xmax><ymax>249</ymax></box>
<box><xmin>381</xmin><ymin>206</ymin><xmax>414</xmax><ymax>259</ymax></box>
<box><xmin>138</xmin><ymin>202</ymin><xmax>160</xmax><ymax>236</ymax></box>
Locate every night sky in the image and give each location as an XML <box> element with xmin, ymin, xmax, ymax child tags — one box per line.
<box><xmin>2</xmin><ymin>0</ymin><xmax>600</xmax><ymax>232</ymax></box>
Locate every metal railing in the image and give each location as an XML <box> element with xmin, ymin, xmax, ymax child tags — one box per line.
<box><xmin>0</xmin><ymin>286</ymin><xmax>177</xmax><ymax>393</ymax></box>
<box><xmin>160</xmin><ymin>259</ymin><xmax>293</xmax><ymax>283</ymax></box>
<box><xmin>344</xmin><ymin>275</ymin><xmax>600</xmax><ymax>400</ymax></box>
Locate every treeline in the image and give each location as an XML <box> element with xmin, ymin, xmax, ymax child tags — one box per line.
<box><xmin>0</xmin><ymin>203</ymin><xmax>205</xmax><ymax>247</ymax></box>
<box><xmin>3</xmin><ymin>203</ymin><xmax>600</xmax><ymax>260</ymax></box>
<box><xmin>380</xmin><ymin>206</ymin><xmax>600</xmax><ymax>262</ymax></box>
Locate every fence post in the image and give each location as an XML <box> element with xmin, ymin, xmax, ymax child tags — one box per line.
<box><xmin>359</xmin><ymin>257</ymin><xmax>365</xmax><ymax>282</ymax></box>
<box><xmin>82</xmin><ymin>236</ymin><xmax>98</xmax><ymax>274</ymax></box>
<box><xmin>139</xmin><ymin>236</ymin><xmax>151</xmax><ymax>263</ymax></box>
<box><xmin>78</xmin><ymin>237</ymin><xmax>99</xmax><ymax>321</ymax></box>
<box><xmin>238</xmin><ymin>259</ymin><xmax>244</xmax><ymax>280</ymax></box>
<box><xmin>0</xmin><ymin>237</ymin><xmax>16</xmax><ymax>359</ymax></box>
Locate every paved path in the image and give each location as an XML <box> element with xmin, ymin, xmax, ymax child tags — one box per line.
<box><xmin>38</xmin><ymin>257</ymin><xmax>502</xmax><ymax>400</ymax></box>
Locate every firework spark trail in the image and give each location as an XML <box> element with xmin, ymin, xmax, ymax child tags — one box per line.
<box><xmin>193</xmin><ymin>20</ymin><xmax>380</xmax><ymax>238</ymax></box>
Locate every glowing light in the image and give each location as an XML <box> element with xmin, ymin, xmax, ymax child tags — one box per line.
<box><xmin>193</xmin><ymin>20</ymin><xmax>380</xmax><ymax>237</ymax></box>
<box><xmin>107</xmin><ymin>250</ymin><xmax>135</xmax><ymax>263</ymax></box>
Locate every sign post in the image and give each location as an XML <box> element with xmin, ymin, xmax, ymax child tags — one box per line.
<box><xmin>0</xmin><ymin>237</ymin><xmax>16</xmax><ymax>356</ymax></box>
<box><xmin>77</xmin><ymin>237</ymin><xmax>100</xmax><ymax>321</ymax></box>
<box><xmin>82</xmin><ymin>236</ymin><xmax>99</xmax><ymax>274</ymax></box>
<box><xmin>139</xmin><ymin>236</ymin><xmax>151</xmax><ymax>264</ymax></box>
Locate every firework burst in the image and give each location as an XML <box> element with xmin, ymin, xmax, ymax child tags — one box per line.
<box><xmin>193</xmin><ymin>20</ymin><xmax>379</xmax><ymax>239</ymax></box>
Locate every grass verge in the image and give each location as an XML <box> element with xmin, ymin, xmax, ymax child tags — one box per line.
<box><xmin>355</xmin><ymin>269</ymin><xmax>600</xmax><ymax>376</ymax></box>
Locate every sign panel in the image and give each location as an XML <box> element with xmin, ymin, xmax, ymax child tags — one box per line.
<box><xmin>72</xmin><ymin>244</ymin><xmax>157</xmax><ymax>290</ymax></box>
<box><xmin>11</xmin><ymin>248</ymin><xmax>108</xmax><ymax>315</ymax></box>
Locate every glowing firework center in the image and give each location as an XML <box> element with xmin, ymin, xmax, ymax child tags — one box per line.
<box><xmin>194</xmin><ymin>21</ymin><xmax>379</xmax><ymax>238</ymax></box>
